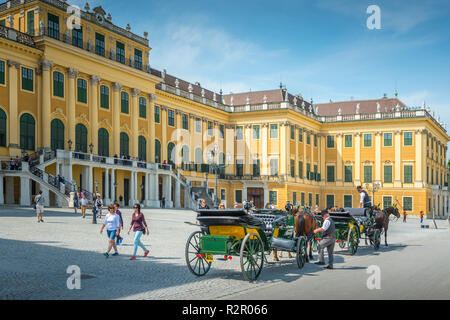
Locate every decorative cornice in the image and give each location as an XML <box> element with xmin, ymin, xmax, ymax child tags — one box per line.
<box><xmin>75</xmin><ymin>113</ymin><xmax>90</xmax><ymax>127</ymax></box>
<box><xmin>98</xmin><ymin>118</ymin><xmax>112</xmax><ymax>131</ymax></box>
<box><xmin>112</xmin><ymin>82</ymin><xmax>122</xmax><ymax>92</ymax></box>
<box><xmin>131</xmin><ymin>88</ymin><xmax>141</xmax><ymax>97</ymax></box>
<box><xmin>51</xmin><ymin>108</ymin><xmax>67</xmax><ymax>121</ymax></box>
<box><xmin>175</xmin><ymin>110</ymin><xmax>182</xmax><ymax>115</ymax></box>
<box><xmin>148</xmin><ymin>94</ymin><xmax>157</xmax><ymax>102</ymax></box>
<box><xmin>202</xmin><ymin>117</ymin><xmax>208</xmax><ymax>122</ymax></box>
<box><xmin>161</xmin><ymin>106</ymin><xmax>168</xmax><ymax>111</ymax></box>
<box><xmin>7</xmin><ymin>60</ymin><xmax>20</xmax><ymax>69</ymax></box>
<box><xmin>353</xmin><ymin>132</ymin><xmax>361</xmax><ymax>137</ymax></box>
<box><xmin>67</xmin><ymin>68</ymin><xmax>79</xmax><ymax>79</ymax></box>
<box><xmin>394</xmin><ymin>130</ymin><xmax>402</xmax><ymax>135</ymax></box>
<box><xmin>189</xmin><ymin>113</ymin><xmax>196</xmax><ymax>119</ymax></box>
<box><xmin>225</xmin><ymin>124</ymin><xmax>235</xmax><ymax>129</ymax></box>
<box><xmin>374</xmin><ymin>131</ymin><xmax>382</xmax><ymax>136</ymax></box>
<box><xmin>90</xmin><ymin>75</ymin><xmax>101</xmax><ymax>86</ymax></box>
<box><xmin>39</xmin><ymin>59</ymin><xmax>54</xmax><ymax>71</ymax></box>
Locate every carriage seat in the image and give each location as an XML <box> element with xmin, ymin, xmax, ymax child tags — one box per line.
<box><xmin>344</xmin><ymin>208</ymin><xmax>371</xmax><ymax>217</ymax></box>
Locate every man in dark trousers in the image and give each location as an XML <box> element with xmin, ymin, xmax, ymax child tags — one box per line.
<box><xmin>313</xmin><ymin>210</ymin><xmax>335</xmax><ymax>269</ymax></box>
<box><xmin>357</xmin><ymin>186</ymin><xmax>372</xmax><ymax>209</ymax></box>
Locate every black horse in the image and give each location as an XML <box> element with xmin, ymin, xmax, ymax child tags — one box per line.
<box><xmin>374</xmin><ymin>206</ymin><xmax>400</xmax><ymax>246</ymax></box>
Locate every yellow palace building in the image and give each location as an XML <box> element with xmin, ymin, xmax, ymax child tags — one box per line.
<box><xmin>0</xmin><ymin>0</ymin><xmax>449</xmax><ymax>218</ymax></box>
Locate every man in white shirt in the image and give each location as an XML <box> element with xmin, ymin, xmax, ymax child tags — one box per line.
<box><xmin>34</xmin><ymin>191</ymin><xmax>45</xmax><ymax>223</ymax></box>
<box><xmin>313</xmin><ymin>211</ymin><xmax>336</xmax><ymax>269</ymax></box>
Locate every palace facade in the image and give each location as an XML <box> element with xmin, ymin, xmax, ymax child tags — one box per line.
<box><xmin>0</xmin><ymin>0</ymin><xmax>449</xmax><ymax>217</ymax></box>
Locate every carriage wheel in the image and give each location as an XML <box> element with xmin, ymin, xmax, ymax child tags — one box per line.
<box><xmin>185</xmin><ymin>231</ymin><xmax>211</xmax><ymax>277</ymax></box>
<box><xmin>338</xmin><ymin>240</ymin><xmax>347</xmax><ymax>249</ymax></box>
<box><xmin>240</xmin><ymin>232</ymin><xmax>264</xmax><ymax>282</ymax></box>
<box><xmin>296</xmin><ymin>237</ymin><xmax>307</xmax><ymax>269</ymax></box>
<box><xmin>347</xmin><ymin>225</ymin><xmax>359</xmax><ymax>255</ymax></box>
<box><xmin>372</xmin><ymin>229</ymin><xmax>381</xmax><ymax>251</ymax></box>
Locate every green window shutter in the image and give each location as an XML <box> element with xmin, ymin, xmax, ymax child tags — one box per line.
<box><xmin>383</xmin><ymin>196</ymin><xmax>392</xmax><ymax>209</ymax></box>
<box><xmin>316</xmin><ymin>194</ymin><xmax>319</xmax><ymax>206</ymax></box>
<box><xmin>20</xmin><ymin>113</ymin><xmax>35</xmax><ymax>150</ymax></box>
<box><xmin>75</xmin><ymin>124</ymin><xmax>88</xmax><ymax>153</ymax></box>
<box><xmin>168</xmin><ymin>110</ymin><xmax>175</xmax><ymax>126</ymax></box>
<box><xmin>100</xmin><ymin>86</ymin><xmax>109</xmax><ymax>109</ymax></box>
<box><xmin>345</xmin><ymin>166</ymin><xmax>353</xmax><ymax>182</ymax></box>
<box><xmin>116</xmin><ymin>41</ymin><xmax>125</xmax><ymax>63</ymax></box>
<box><xmin>314</xmin><ymin>134</ymin><xmax>317</xmax><ymax>147</ymax></box>
<box><xmin>404</xmin><ymin>132</ymin><xmax>413</xmax><ymax>146</ymax></box>
<box><xmin>155</xmin><ymin>140</ymin><xmax>161</xmax><ymax>163</ymax></box>
<box><xmin>327</xmin><ymin>166</ymin><xmax>335</xmax><ymax>182</ymax></box>
<box><xmin>236</xmin><ymin>190</ymin><xmax>243</xmax><ymax>203</ymax></box>
<box><xmin>403</xmin><ymin>197</ymin><xmax>413</xmax><ymax>211</ymax></box>
<box><xmin>0</xmin><ymin>109</ymin><xmax>6</xmax><ymax>147</ymax></box>
<box><xmin>327</xmin><ymin>135</ymin><xmax>335</xmax><ymax>148</ymax></box>
<box><xmin>27</xmin><ymin>11</ymin><xmax>34</xmax><ymax>35</ymax></box>
<box><xmin>50</xmin><ymin>119</ymin><xmax>64</xmax><ymax>151</ymax></box>
<box><xmin>299</xmin><ymin>161</ymin><xmax>303</xmax><ymax>178</ymax></box>
<box><xmin>121</xmin><ymin>92</ymin><xmax>129</xmax><ymax>114</ymax></box>
<box><xmin>384</xmin><ymin>166</ymin><xmax>393</xmax><ymax>183</ymax></box>
<box><xmin>404</xmin><ymin>165</ymin><xmax>413</xmax><ymax>183</ymax></box>
<box><xmin>72</xmin><ymin>26</ymin><xmax>83</xmax><ymax>48</ymax></box>
<box><xmin>344</xmin><ymin>135</ymin><xmax>352</xmax><ymax>147</ymax></box>
<box><xmin>364</xmin><ymin>134</ymin><xmax>372</xmax><ymax>147</ymax></box>
<box><xmin>95</xmin><ymin>33</ymin><xmax>105</xmax><ymax>56</ymax></box>
<box><xmin>270</xmin><ymin>124</ymin><xmax>278</xmax><ymax>139</ymax></box>
<box><xmin>139</xmin><ymin>97</ymin><xmax>147</xmax><ymax>118</ymax></box>
<box><xmin>0</xmin><ymin>60</ymin><xmax>5</xmax><ymax>85</ymax></box>
<box><xmin>364</xmin><ymin>166</ymin><xmax>373</xmax><ymax>183</ymax></box>
<box><xmin>253</xmin><ymin>125</ymin><xmax>260</xmax><ymax>139</ymax></box>
<box><xmin>384</xmin><ymin>133</ymin><xmax>393</xmax><ymax>146</ymax></box>
<box><xmin>154</xmin><ymin>106</ymin><xmax>160</xmax><ymax>123</ymax></box>
<box><xmin>293</xmin><ymin>192</ymin><xmax>297</xmax><ymax>205</ymax></box>
<box><xmin>22</xmin><ymin>67</ymin><xmax>34</xmax><ymax>91</ymax></box>
<box><xmin>307</xmin><ymin>163</ymin><xmax>311</xmax><ymax>180</ymax></box>
<box><xmin>48</xmin><ymin>13</ymin><xmax>60</xmax><ymax>39</ymax></box>
<box><xmin>53</xmin><ymin>71</ymin><xmax>64</xmax><ymax>97</ymax></box>
<box><xmin>77</xmin><ymin>79</ymin><xmax>87</xmax><ymax>103</ymax></box>
<box><xmin>134</xmin><ymin>49</ymin><xmax>143</xmax><ymax>69</ymax></box>
<box><xmin>299</xmin><ymin>128</ymin><xmax>303</xmax><ymax>142</ymax></box>
<box><xmin>290</xmin><ymin>159</ymin><xmax>295</xmax><ymax>177</ymax></box>
<box><xmin>290</xmin><ymin>126</ymin><xmax>295</xmax><ymax>139</ymax></box>
<box><xmin>138</xmin><ymin>136</ymin><xmax>147</xmax><ymax>161</ymax></box>
<box><xmin>219</xmin><ymin>125</ymin><xmax>224</xmax><ymax>138</ymax></box>
<box><xmin>307</xmin><ymin>132</ymin><xmax>311</xmax><ymax>144</ymax></box>
<box><xmin>326</xmin><ymin>195</ymin><xmax>334</xmax><ymax>208</ymax></box>
<box><xmin>236</xmin><ymin>126</ymin><xmax>243</xmax><ymax>140</ymax></box>
<box><xmin>182</xmin><ymin>114</ymin><xmax>188</xmax><ymax>130</ymax></box>
<box><xmin>344</xmin><ymin>195</ymin><xmax>352</xmax><ymax>208</ymax></box>
<box><xmin>207</xmin><ymin>121</ymin><xmax>213</xmax><ymax>135</ymax></box>
<box><xmin>120</xmin><ymin>132</ymin><xmax>129</xmax><ymax>156</ymax></box>
<box><xmin>308</xmin><ymin>193</ymin><xmax>313</xmax><ymax>206</ymax></box>
<box><xmin>301</xmin><ymin>193</ymin><xmax>305</xmax><ymax>206</ymax></box>
<box><xmin>269</xmin><ymin>191</ymin><xmax>277</xmax><ymax>205</ymax></box>
<box><xmin>98</xmin><ymin>128</ymin><xmax>109</xmax><ymax>157</ymax></box>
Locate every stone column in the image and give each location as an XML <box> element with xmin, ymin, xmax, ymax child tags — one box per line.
<box><xmin>189</xmin><ymin>114</ymin><xmax>196</xmax><ymax>163</ymax></box>
<box><xmin>244</xmin><ymin>124</ymin><xmax>251</xmax><ymax>175</ymax></box>
<box><xmin>7</xmin><ymin>60</ymin><xmax>20</xmax><ymax>155</ymax></box>
<box><xmin>279</xmin><ymin>122</ymin><xmax>288</xmax><ymax>176</ymax></box>
<box><xmin>161</xmin><ymin>106</ymin><xmax>168</xmax><ymax>162</ymax></box>
<box><xmin>89</xmin><ymin>75</ymin><xmax>100</xmax><ymax>154</ymax></box>
<box><xmin>67</xmin><ymin>68</ymin><xmax>78</xmax><ymax>145</ymax></box>
<box><xmin>354</xmin><ymin>132</ymin><xmax>361</xmax><ymax>185</ymax></box>
<box><xmin>149</xmin><ymin>173</ymin><xmax>159</xmax><ymax>207</ymax></box>
<box><xmin>261</xmin><ymin>123</ymin><xmax>269</xmax><ymax>176</ymax></box>
<box><xmin>144</xmin><ymin>173</ymin><xmax>150</xmax><ymax>206</ymax></box>
<box><xmin>5</xmin><ymin>176</ymin><xmax>15</xmax><ymax>204</ymax></box>
<box><xmin>303</xmin><ymin>129</ymin><xmax>307</xmax><ymax>181</ymax></box>
<box><xmin>226</xmin><ymin>124</ymin><xmax>235</xmax><ymax>175</ymax></box>
<box><xmin>131</xmin><ymin>89</ymin><xmax>140</xmax><ymax>158</ymax></box>
<box><xmin>202</xmin><ymin>118</ymin><xmax>208</xmax><ymax>164</ymax></box>
<box><xmin>336</xmin><ymin>133</ymin><xmax>343</xmax><ymax>185</ymax></box>
<box><xmin>20</xmin><ymin>176</ymin><xmax>31</xmax><ymax>206</ymax></box>
<box><xmin>394</xmin><ymin>130</ymin><xmax>402</xmax><ymax>188</ymax></box>
<box><xmin>175</xmin><ymin>180</ymin><xmax>181</xmax><ymax>208</ymax></box>
<box><xmin>0</xmin><ymin>176</ymin><xmax>4</xmax><ymax>204</ymax></box>
<box><xmin>130</xmin><ymin>171</ymin><xmax>135</xmax><ymax>204</ymax></box>
<box><xmin>295</xmin><ymin>125</ymin><xmax>299</xmax><ymax>177</ymax></box>
<box><xmin>148</xmin><ymin>94</ymin><xmax>157</xmax><ymax>162</ymax></box>
<box><xmin>176</xmin><ymin>110</ymin><xmax>183</xmax><ymax>167</ymax></box>
<box><xmin>112</xmin><ymin>82</ymin><xmax>122</xmax><ymax>156</ymax></box>
<box><xmin>110</xmin><ymin>169</ymin><xmax>115</xmax><ymax>202</ymax></box>
<box><xmin>375</xmin><ymin>131</ymin><xmax>382</xmax><ymax>184</ymax></box>
<box><xmin>163</xmin><ymin>175</ymin><xmax>173</xmax><ymax>208</ymax></box>
<box><xmin>319</xmin><ymin>134</ymin><xmax>325</xmax><ymax>184</ymax></box>
<box><xmin>88</xmin><ymin>166</ymin><xmax>93</xmax><ymax>193</ymax></box>
<box><xmin>104</xmin><ymin>168</ymin><xmax>110</xmax><ymax>204</ymax></box>
<box><xmin>415</xmin><ymin>129</ymin><xmax>425</xmax><ymax>188</ymax></box>
<box><xmin>41</xmin><ymin>186</ymin><xmax>50</xmax><ymax>207</ymax></box>
<box><xmin>41</xmin><ymin>59</ymin><xmax>54</xmax><ymax>150</ymax></box>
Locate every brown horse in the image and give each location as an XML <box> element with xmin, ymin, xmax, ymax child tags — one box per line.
<box><xmin>294</xmin><ymin>208</ymin><xmax>316</xmax><ymax>262</ymax></box>
<box><xmin>374</xmin><ymin>206</ymin><xmax>400</xmax><ymax>246</ymax></box>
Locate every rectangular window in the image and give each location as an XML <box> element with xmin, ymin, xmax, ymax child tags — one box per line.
<box><xmin>269</xmin><ymin>191</ymin><xmax>278</xmax><ymax>205</ymax></box>
<box><xmin>383</xmin><ymin>196</ymin><xmax>392</xmax><ymax>209</ymax></box>
<box><xmin>403</xmin><ymin>197</ymin><xmax>413</xmax><ymax>211</ymax></box>
<box><xmin>344</xmin><ymin>195</ymin><xmax>353</xmax><ymax>208</ymax></box>
<box><xmin>316</xmin><ymin>194</ymin><xmax>320</xmax><ymax>207</ymax></box>
<box><xmin>364</xmin><ymin>166</ymin><xmax>373</xmax><ymax>183</ymax></box>
<box><xmin>270</xmin><ymin>158</ymin><xmax>278</xmax><ymax>176</ymax></box>
<box><xmin>134</xmin><ymin>48</ymin><xmax>143</xmax><ymax>70</ymax></box>
<box><xmin>299</xmin><ymin>161</ymin><xmax>303</xmax><ymax>178</ymax></box>
<box><xmin>139</xmin><ymin>97</ymin><xmax>147</xmax><ymax>118</ymax></box>
<box><xmin>314</xmin><ymin>165</ymin><xmax>318</xmax><ymax>181</ymax></box>
<box><xmin>384</xmin><ymin>133</ymin><xmax>393</xmax><ymax>147</ymax></box>
<box><xmin>116</xmin><ymin>41</ymin><xmax>125</xmax><ymax>64</ymax></box>
<box><xmin>236</xmin><ymin>160</ymin><xmax>244</xmax><ymax>176</ymax></box>
<box><xmin>293</xmin><ymin>192</ymin><xmax>297</xmax><ymax>206</ymax></box>
<box><xmin>27</xmin><ymin>10</ymin><xmax>34</xmax><ymax>35</ymax></box>
<box><xmin>219</xmin><ymin>125</ymin><xmax>224</xmax><ymax>139</ymax></box>
<box><xmin>308</xmin><ymin>193</ymin><xmax>313</xmax><ymax>207</ymax></box>
<box><xmin>326</xmin><ymin>195</ymin><xmax>335</xmax><ymax>208</ymax></box>
<box><xmin>72</xmin><ymin>26</ymin><xmax>83</xmax><ymax>48</ymax></box>
<box><xmin>236</xmin><ymin>126</ymin><xmax>244</xmax><ymax>140</ymax></box>
<box><xmin>95</xmin><ymin>33</ymin><xmax>105</xmax><ymax>56</ymax></box>
<box><xmin>384</xmin><ymin>165</ymin><xmax>393</xmax><ymax>183</ymax></box>
<box><xmin>344</xmin><ymin>166</ymin><xmax>353</xmax><ymax>183</ymax></box>
<box><xmin>195</xmin><ymin>118</ymin><xmax>201</xmax><ymax>133</ymax></box>
<box><xmin>100</xmin><ymin>85</ymin><xmax>109</xmax><ymax>109</ymax></box>
<box><xmin>77</xmin><ymin>78</ymin><xmax>87</xmax><ymax>103</ymax></box>
<box><xmin>404</xmin><ymin>132</ymin><xmax>413</xmax><ymax>146</ymax></box>
<box><xmin>270</xmin><ymin>124</ymin><xmax>278</xmax><ymax>139</ymax></box>
<box><xmin>21</xmin><ymin>67</ymin><xmax>34</xmax><ymax>91</ymax></box>
<box><xmin>154</xmin><ymin>106</ymin><xmax>160</xmax><ymax>123</ymax></box>
<box><xmin>53</xmin><ymin>72</ymin><xmax>64</xmax><ymax>97</ymax></box>
<box><xmin>404</xmin><ymin>165</ymin><xmax>413</xmax><ymax>183</ymax></box>
<box><xmin>47</xmin><ymin>13</ymin><xmax>59</xmax><ymax>40</ymax></box>
<box><xmin>290</xmin><ymin>126</ymin><xmax>295</xmax><ymax>140</ymax></box>
<box><xmin>182</xmin><ymin>114</ymin><xmax>188</xmax><ymax>130</ymax></box>
<box><xmin>307</xmin><ymin>132</ymin><xmax>311</xmax><ymax>145</ymax></box>
<box><xmin>168</xmin><ymin>109</ymin><xmax>175</xmax><ymax>126</ymax></box>
<box><xmin>364</xmin><ymin>134</ymin><xmax>372</xmax><ymax>147</ymax></box>
<box><xmin>0</xmin><ymin>60</ymin><xmax>5</xmax><ymax>85</ymax></box>
<box><xmin>344</xmin><ymin>134</ymin><xmax>353</xmax><ymax>148</ymax></box>
<box><xmin>299</xmin><ymin>128</ymin><xmax>303</xmax><ymax>142</ymax></box>
<box><xmin>307</xmin><ymin>163</ymin><xmax>311</xmax><ymax>180</ymax></box>
<box><xmin>327</xmin><ymin>166</ymin><xmax>335</xmax><ymax>182</ymax></box>
<box><xmin>301</xmin><ymin>193</ymin><xmax>305</xmax><ymax>206</ymax></box>
<box><xmin>314</xmin><ymin>134</ymin><xmax>318</xmax><ymax>147</ymax></box>
<box><xmin>252</xmin><ymin>159</ymin><xmax>260</xmax><ymax>177</ymax></box>
<box><xmin>121</xmin><ymin>92</ymin><xmax>129</xmax><ymax>114</ymax></box>
<box><xmin>253</xmin><ymin>125</ymin><xmax>260</xmax><ymax>139</ymax></box>
<box><xmin>290</xmin><ymin>159</ymin><xmax>295</xmax><ymax>177</ymax></box>
<box><xmin>327</xmin><ymin>135</ymin><xmax>335</xmax><ymax>148</ymax></box>
<box><xmin>235</xmin><ymin>190</ymin><xmax>243</xmax><ymax>204</ymax></box>
<box><xmin>208</xmin><ymin>121</ymin><xmax>213</xmax><ymax>136</ymax></box>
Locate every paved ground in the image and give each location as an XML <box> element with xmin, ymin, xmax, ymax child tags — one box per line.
<box><xmin>0</xmin><ymin>206</ymin><xmax>449</xmax><ymax>300</ymax></box>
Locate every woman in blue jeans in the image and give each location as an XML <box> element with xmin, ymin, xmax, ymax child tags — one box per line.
<box><xmin>127</xmin><ymin>204</ymin><xmax>149</xmax><ymax>260</ymax></box>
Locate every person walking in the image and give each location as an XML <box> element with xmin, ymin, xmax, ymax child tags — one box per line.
<box><xmin>34</xmin><ymin>190</ymin><xmax>45</xmax><ymax>223</ymax></box>
<box><xmin>114</xmin><ymin>202</ymin><xmax>124</xmax><ymax>245</ymax></box>
<box><xmin>313</xmin><ymin>210</ymin><xmax>335</xmax><ymax>270</ymax></box>
<box><xmin>100</xmin><ymin>205</ymin><xmax>120</xmax><ymax>258</ymax></box>
<box><xmin>403</xmin><ymin>211</ymin><xmax>408</xmax><ymax>223</ymax></box>
<box><xmin>73</xmin><ymin>192</ymin><xmax>79</xmax><ymax>214</ymax></box>
<box><xmin>127</xmin><ymin>204</ymin><xmax>150</xmax><ymax>260</ymax></box>
<box><xmin>80</xmin><ymin>194</ymin><xmax>88</xmax><ymax>218</ymax></box>
<box><xmin>95</xmin><ymin>194</ymin><xmax>103</xmax><ymax>219</ymax></box>
<box><xmin>420</xmin><ymin>211</ymin><xmax>424</xmax><ymax>224</ymax></box>
<box><xmin>161</xmin><ymin>196</ymin><xmax>166</xmax><ymax>209</ymax></box>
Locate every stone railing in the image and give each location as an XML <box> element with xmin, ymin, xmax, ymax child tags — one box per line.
<box><xmin>0</xmin><ymin>24</ymin><xmax>36</xmax><ymax>47</ymax></box>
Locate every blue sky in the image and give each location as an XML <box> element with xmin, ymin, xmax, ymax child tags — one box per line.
<box><xmin>71</xmin><ymin>0</ymin><xmax>450</xmax><ymax>125</ymax></box>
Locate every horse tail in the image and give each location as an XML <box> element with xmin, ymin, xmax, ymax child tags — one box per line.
<box><xmin>297</xmin><ymin>214</ymin><xmax>305</xmax><ymax>237</ymax></box>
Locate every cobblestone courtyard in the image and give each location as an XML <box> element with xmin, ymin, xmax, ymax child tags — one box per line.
<box><xmin>0</xmin><ymin>207</ymin><xmax>449</xmax><ymax>300</ymax></box>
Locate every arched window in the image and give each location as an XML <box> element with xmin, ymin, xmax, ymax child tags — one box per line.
<box><xmin>120</xmin><ymin>132</ymin><xmax>129</xmax><ymax>156</ymax></box>
<box><xmin>155</xmin><ymin>139</ymin><xmax>161</xmax><ymax>163</ymax></box>
<box><xmin>75</xmin><ymin>123</ymin><xmax>88</xmax><ymax>153</ymax></box>
<box><xmin>98</xmin><ymin>128</ymin><xmax>109</xmax><ymax>157</ymax></box>
<box><xmin>181</xmin><ymin>145</ymin><xmax>189</xmax><ymax>164</ymax></box>
<box><xmin>167</xmin><ymin>142</ymin><xmax>175</xmax><ymax>165</ymax></box>
<box><xmin>0</xmin><ymin>109</ymin><xmax>6</xmax><ymax>147</ymax></box>
<box><xmin>51</xmin><ymin>119</ymin><xmax>65</xmax><ymax>151</ymax></box>
<box><xmin>20</xmin><ymin>113</ymin><xmax>35</xmax><ymax>150</ymax></box>
<box><xmin>138</xmin><ymin>136</ymin><xmax>146</xmax><ymax>161</ymax></box>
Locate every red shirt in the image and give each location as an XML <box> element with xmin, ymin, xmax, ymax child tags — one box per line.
<box><xmin>131</xmin><ymin>212</ymin><xmax>148</xmax><ymax>232</ymax></box>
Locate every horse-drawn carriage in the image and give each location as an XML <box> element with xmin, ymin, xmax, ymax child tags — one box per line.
<box><xmin>314</xmin><ymin>207</ymin><xmax>382</xmax><ymax>255</ymax></box>
<box><xmin>185</xmin><ymin>209</ymin><xmax>307</xmax><ymax>282</ymax></box>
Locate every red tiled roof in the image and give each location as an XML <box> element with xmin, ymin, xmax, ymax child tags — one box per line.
<box><xmin>315</xmin><ymin>98</ymin><xmax>407</xmax><ymax>116</ymax></box>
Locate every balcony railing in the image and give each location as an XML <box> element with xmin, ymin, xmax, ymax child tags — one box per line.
<box><xmin>0</xmin><ymin>24</ymin><xmax>36</xmax><ymax>48</ymax></box>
